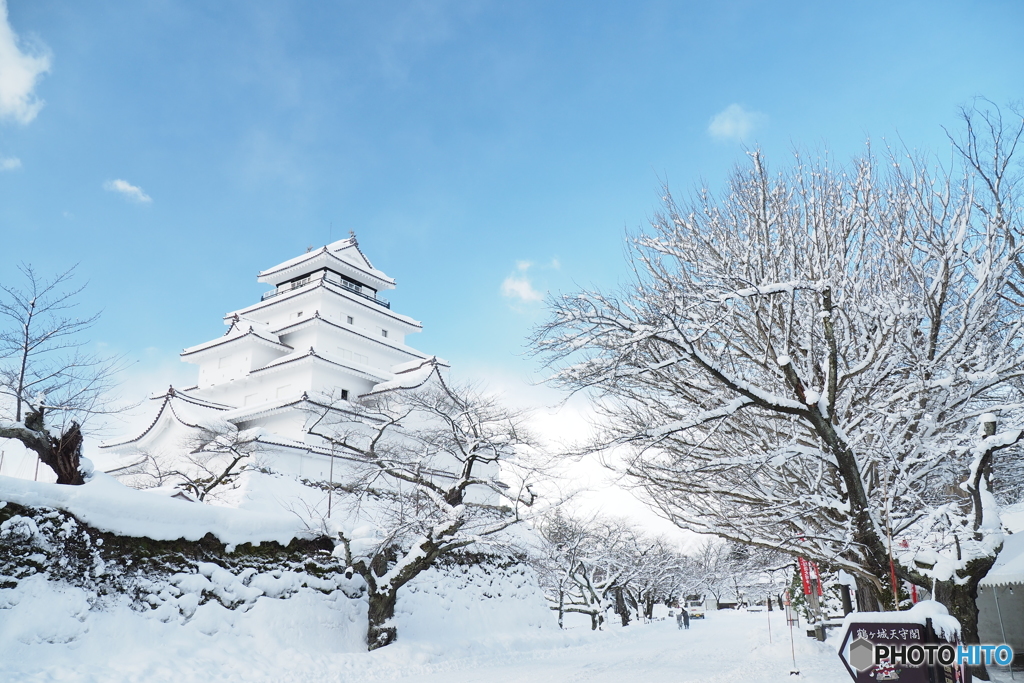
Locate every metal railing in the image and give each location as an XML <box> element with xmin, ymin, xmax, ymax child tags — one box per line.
<box><xmin>261</xmin><ymin>271</ymin><xmax>391</xmax><ymax>309</ymax></box>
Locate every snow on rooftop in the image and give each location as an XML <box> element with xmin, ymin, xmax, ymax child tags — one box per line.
<box><xmin>258</xmin><ymin>237</ymin><xmax>395</xmax><ymax>287</ymax></box>
<box><xmin>980</xmin><ymin>528</ymin><xmax>1024</xmax><ymax>587</ymax></box>
<box><xmin>391</xmin><ymin>356</ymin><xmax>450</xmax><ymax>375</ymax></box>
<box><xmin>182</xmin><ymin>317</ymin><xmax>288</xmax><ymax>357</ymax></box>
<box><xmin>367</xmin><ymin>358</ymin><xmax>444</xmax><ymax>395</ymax></box>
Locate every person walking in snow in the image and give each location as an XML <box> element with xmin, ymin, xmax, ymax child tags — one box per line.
<box><xmin>676</xmin><ymin>609</ymin><xmax>684</xmax><ymax>629</ymax></box>
<box><xmin>681</xmin><ymin>608</ymin><xmax>690</xmax><ymax>630</ymax></box>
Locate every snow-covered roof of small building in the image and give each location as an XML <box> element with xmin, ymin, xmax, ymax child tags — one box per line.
<box><xmin>980</xmin><ymin>531</ymin><xmax>1024</xmax><ymax>587</ymax></box>
<box><xmin>257</xmin><ymin>237</ymin><xmax>396</xmax><ymax>290</ymax></box>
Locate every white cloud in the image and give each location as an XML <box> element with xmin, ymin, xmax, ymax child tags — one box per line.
<box><xmin>707</xmin><ymin>104</ymin><xmax>766</xmax><ymax>142</ymax></box>
<box><xmin>0</xmin><ymin>0</ymin><xmax>51</xmax><ymax>124</ymax></box>
<box><xmin>501</xmin><ymin>275</ymin><xmax>543</xmax><ymax>302</ymax></box>
<box><xmin>0</xmin><ymin>155</ymin><xmax>20</xmax><ymax>170</ymax></box>
<box><xmin>104</xmin><ymin>179</ymin><xmax>152</xmax><ymax>203</ymax></box>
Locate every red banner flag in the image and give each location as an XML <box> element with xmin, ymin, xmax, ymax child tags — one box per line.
<box><xmin>811</xmin><ymin>561</ymin><xmax>823</xmax><ymax>596</ymax></box>
<box><xmin>798</xmin><ymin>557</ymin><xmax>811</xmax><ymax>595</ymax></box>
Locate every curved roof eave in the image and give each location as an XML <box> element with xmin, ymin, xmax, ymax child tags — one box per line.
<box><xmin>181</xmin><ymin>328</ymin><xmax>292</xmax><ymax>359</ymax></box>
<box><xmin>226</xmin><ymin>280</ymin><xmax>423</xmax><ymax>331</ymax></box>
<box><xmin>250</xmin><ymin>347</ymin><xmax>389</xmax><ymax>383</ymax></box>
<box><xmin>271</xmin><ymin>312</ymin><xmax>427</xmax><ymax>360</ymax></box>
<box><xmin>258</xmin><ymin>246</ymin><xmax>396</xmax><ymax>289</ymax></box>
<box><xmin>100</xmin><ymin>389</ymin><xmax>228</xmax><ymax>450</ymax></box>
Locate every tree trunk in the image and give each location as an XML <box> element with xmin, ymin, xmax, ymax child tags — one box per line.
<box><xmin>557</xmin><ymin>588</ymin><xmax>564</xmax><ymax>629</ymax></box>
<box><xmin>855</xmin><ymin>575</ymin><xmax>882</xmax><ymax>612</ymax></box>
<box><xmin>366</xmin><ymin>589</ymin><xmax>399</xmax><ymax>650</ymax></box>
<box><xmin>44</xmin><ymin>421</ymin><xmax>85</xmax><ymax>485</ymax></box>
<box><xmin>615</xmin><ymin>587</ymin><xmax>630</xmax><ymax>626</ymax></box>
<box><xmin>933</xmin><ymin>555</ymin><xmax>997</xmax><ymax>681</ymax></box>
<box><xmin>2</xmin><ymin>411</ymin><xmax>86</xmax><ymax>486</ymax></box>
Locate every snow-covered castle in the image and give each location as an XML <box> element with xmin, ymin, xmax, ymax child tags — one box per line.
<box><xmin>103</xmin><ymin>236</ymin><xmax>447</xmax><ymax>482</ymax></box>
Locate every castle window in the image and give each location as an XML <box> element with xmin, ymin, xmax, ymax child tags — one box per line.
<box><xmin>347</xmin><ymin>315</ymin><xmax>354</xmax><ymax>324</ymax></box>
<box><xmin>341</xmin><ymin>389</ymin><xmax>349</xmax><ymax>401</ymax></box>
<box><xmin>381</xmin><ymin>329</ymin><xmax>388</xmax><ymax>338</ymax></box>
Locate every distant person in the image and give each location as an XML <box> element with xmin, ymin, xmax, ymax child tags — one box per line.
<box><xmin>682</xmin><ymin>608</ymin><xmax>690</xmax><ymax>630</ymax></box>
<box><xmin>676</xmin><ymin>609</ymin><xmax>684</xmax><ymax>629</ymax></box>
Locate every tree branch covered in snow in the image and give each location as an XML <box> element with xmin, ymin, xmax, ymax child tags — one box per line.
<box><xmin>533</xmin><ymin>103</ymin><xmax>1024</xmax><ymax>675</ymax></box>
<box><xmin>0</xmin><ymin>264</ymin><xmax>130</xmax><ymax>484</ymax></box>
<box><xmin>123</xmin><ymin>419</ymin><xmax>266</xmax><ymax>502</ymax></box>
<box><xmin>305</xmin><ymin>368</ymin><xmax>548</xmax><ymax>649</ymax></box>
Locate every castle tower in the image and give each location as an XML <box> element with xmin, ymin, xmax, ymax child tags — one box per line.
<box><xmin>102</xmin><ymin>237</ymin><xmax>443</xmax><ymax>480</ymax></box>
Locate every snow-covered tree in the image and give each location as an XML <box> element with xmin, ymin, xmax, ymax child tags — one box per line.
<box><xmin>307</xmin><ymin>363</ymin><xmax>543</xmax><ymax>649</ymax></box>
<box><xmin>0</xmin><ymin>264</ymin><xmax>125</xmax><ymax>484</ymax></box>
<box><xmin>124</xmin><ymin>418</ymin><xmax>264</xmax><ymax>501</ymax></box>
<box><xmin>534</xmin><ymin>105</ymin><xmax>1024</xmax><ymax>678</ymax></box>
<box><xmin>531</xmin><ymin>510</ymin><xmax>688</xmax><ymax>628</ymax></box>
<box><xmin>532</xmin><ymin>509</ymin><xmax>605</xmax><ymax>629</ymax></box>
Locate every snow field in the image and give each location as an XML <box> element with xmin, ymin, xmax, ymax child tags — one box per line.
<box><xmin>1</xmin><ymin>576</ymin><xmax>851</xmax><ymax>683</ymax></box>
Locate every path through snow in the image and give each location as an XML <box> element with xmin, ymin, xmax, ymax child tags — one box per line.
<box><xmin>3</xmin><ymin>600</ymin><xmax>854</xmax><ymax>682</ymax></box>
<box><xmin>366</xmin><ymin>610</ymin><xmax>847</xmax><ymax>683</ymax></box>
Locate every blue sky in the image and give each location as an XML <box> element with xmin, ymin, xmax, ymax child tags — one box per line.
<box><xmin>2</xmin><ymin>0</ymin><xmax>1023</xmax><ymax>431</ymax></box>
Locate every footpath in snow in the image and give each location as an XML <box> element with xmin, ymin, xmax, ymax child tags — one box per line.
<box><xmin>1</xmin><ymin>601</ymin><xmax>851</xmax><ymax>683</ymax></box>
<box><xmin>366</xmin><ymin>610</ymin><xmax>848</xmax><ymax>683</ymax></box>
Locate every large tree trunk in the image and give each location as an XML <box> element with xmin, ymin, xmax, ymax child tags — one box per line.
<box><xmin>855</xmin><ymin>575</ymin><xmax>882</xmax><ymax>612</ymax></box>
<box><xmin>42</xmin><ymin>420</ymin><xmax>85</xmax><ymax>485</ymax></box>
<box><xmin>366</xmin><ymin>589</ymin><xmax>399</xmax><ymax>651</ymax></box>
<box><xmin>933</xmin><ymin>555</ymin><xmax>997</xmax><ymax>681</ymax></box>
<box><xmin>1</xmin><ymin>411</ymin><xmax>85</xmax><ymax>485</ymax></box>
<box><xmin>614</xmin><ymin>587</ymin><xmax>630</xmax><ymax>626</ymax></box>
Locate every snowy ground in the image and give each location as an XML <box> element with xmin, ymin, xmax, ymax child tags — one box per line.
<box><xmin>368</xmin><ymin>610</ymin><xmax>849</xmax><ymax>683</ymax></box>
<box><xmin>2</xmin><ymin>602</ymin><xmax>854</xmax><ymax>683</ymax></box>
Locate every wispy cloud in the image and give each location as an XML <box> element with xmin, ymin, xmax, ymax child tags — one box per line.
<box><xmin>501</xmin><ymin>276</ymin><xmax>543</xmax><ymax>302</ymax></box>
<box><xmin>0</xmin><ymin>155</ymin><xmax>20</xmax><ymax>170</ymax></box>
<box><xmin>104</xmin><ymin>179</ymin><xmax>152</xmax><ymax>203</ymax></box>
<box><xmin>501</xmin><ymin>260</ymin><xmax>544</xmax><ymax>303</ymax></box>
<box><xmin>0</xmin><ymin>0</ymin><xmax>51</xmax><ymax>124</ymax></box>
<box><xmin>708</xmin><ymin>104</ymin><xmax>766</xmax><ymax>142</ymax></box>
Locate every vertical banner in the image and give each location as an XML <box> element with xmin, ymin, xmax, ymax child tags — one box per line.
<box><xmin>910</xmin><ymin>583</ymin><xmax>918</xmax><ymax>604</ymax></box>
<box><xmin>798</xmin><ymin>557</ymin><xmax>812</xmax><ymax>595</ymax></box>
<box><xmin>811</xmin><ymin>561</ymin><xmax>824</xmax><ymax>596</ymax></box>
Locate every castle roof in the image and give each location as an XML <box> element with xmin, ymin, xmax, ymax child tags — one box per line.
<box><xmin>258</xmin><ymin>237</ymin><xmax>396</xmax><ymax>290</ymax></box>
<box><xmin>228</xmin><ymin>277</ymin><xmax>422</xmax><ymax>331</ymax></box>
<box><xmin>181</xmin><ymin>317</ymin><xmax>292</xmax><ymax>359</ymax></box>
